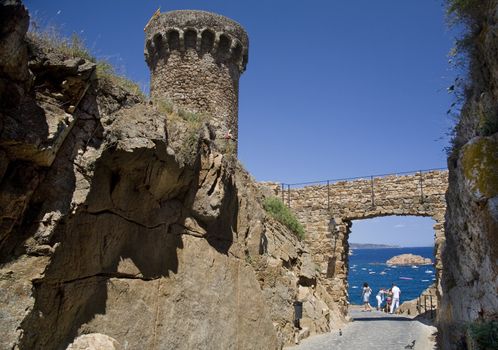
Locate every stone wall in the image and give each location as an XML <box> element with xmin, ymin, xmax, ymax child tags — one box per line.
<box><xmin>144</xmin><ymin>10</ymin><xmax>248</xmax><ymax>153</ymax></box>
<box><xmin>439</xmin><ymin>0</ymin><xmax>498</xmax><ymax>348</ymax></box>
<box><xmin>267</xmin><ymin>170</ymin><xmax>448</xmax><ymax>315</ymax></box>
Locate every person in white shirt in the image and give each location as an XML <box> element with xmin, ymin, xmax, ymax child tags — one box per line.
<box><xmin>376</xmin><ymin>288</ymin><xmax>386</xmax><ymax>311</ymax></box>
<box><xmin>390</xmin><ymin>283</ymin><xmax>401</xmax><ymax>314</ymax></box>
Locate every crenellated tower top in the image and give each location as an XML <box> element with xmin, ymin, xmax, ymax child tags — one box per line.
<box><xmin>145</xmin><ymin>10</ymin><xmax>248</xmax><ymax>72</ymax></box>
<box><xmin>144</xmin><ymin>10</ymin><xmax>249</xmax><ymax>154</ymax></box>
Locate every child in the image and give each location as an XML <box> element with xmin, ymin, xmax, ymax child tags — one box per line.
<box><xmin>376</xmin><ymin>288</ymin><xmax>385</xmax><ymax>311</ymax></box>
<box><xmin>384</xmin><ymin>288</ymin><xmax>393</xmax><ymax>313</ymax></box>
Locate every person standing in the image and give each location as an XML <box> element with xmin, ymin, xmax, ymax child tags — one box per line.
<box><xmin>390</xmin><ymin>283</ymin><xmax>401</xmax><ymax>314</ymax></box>
<box><xmin>376</xmin><ymin>288</ymin><xmax>385</xmax><ymax>311</ymax></box>
<box><xmin>362</xmin><ymin>282</ymin><xmax>372</xmax><ymax>311</ymax></box>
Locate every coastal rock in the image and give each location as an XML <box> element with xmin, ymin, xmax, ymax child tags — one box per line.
<box><xmin>386</xmin><ymin>254</ymin><xmax>432</xmax><ymax>266</ymax></box>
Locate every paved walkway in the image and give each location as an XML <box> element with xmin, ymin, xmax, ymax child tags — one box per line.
<box><xmin>286</xmin><ymin>307</ymin><xmax>437</xmax><ymax>350</ymax></box>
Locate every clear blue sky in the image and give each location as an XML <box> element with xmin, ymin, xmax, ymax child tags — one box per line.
<box><xmin>25</xmin><ymin>1</ymin><xmax>456</xmax><ymax>246</ymax></box>
<box><xmin>351</xmin><ymin>216</ymin><xmax>435</xmax><ymax>247</ymax></box>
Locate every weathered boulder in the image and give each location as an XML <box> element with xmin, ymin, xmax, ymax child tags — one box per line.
<box><xmin>386</xmin><ymin>254</ymin><xmax>432</xmax><ymax>266</ymax></box>
<box><xmin>66</xmin><ymin>334</ymin><xmax>121</xmax><ymax>350</ymax></box>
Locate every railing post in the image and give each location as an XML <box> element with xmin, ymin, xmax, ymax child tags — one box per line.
<box><xmin>370</xmin><ymin>176</ymin><xmax>375</xmax><ymax>207</ymax></box>
<box><xmin>287</xmin><ymin>184</ymin><xmax>291</xmax><ymax>208</ymax></box>
<box><xmin>419</xmin><ymin>170</ymin><xmax>424</xmax><ymax>203</ymax></box>
<box><xmin>430</xmin><ymin>295</ymin><xmax>434</xmax><ymax>319</ymax></box>
<box><xmin>327</xmin><ymin>180</ymin><xmax>330</xmax><ymax>211</ymax></box>
<box><xmin>281</xmin><ymin>183</ymin><xmax>285</xmax><ymax>203</ymax></box>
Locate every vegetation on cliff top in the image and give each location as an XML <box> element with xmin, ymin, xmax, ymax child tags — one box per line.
<box><xmin>28</xmin><ymin>21</ymin><xmax>144</xmax><ymax>98</ymax></box>
<box><xmin>263</xmin><ymin>197</ymin><xmax>305</xmax><ymax>240</ymax></box>
<box><xmin>447</xmin><ymin>0</ymin><xmax>487</xmax><ymax>24</ymax></box>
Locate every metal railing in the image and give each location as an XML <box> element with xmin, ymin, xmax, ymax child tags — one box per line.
<box><xmin>280</xmin><ymin>168</ymin><xmax>448</xmax><ymax>210</ymax></box>
<box><xmin>417</xmin><ymin>294</ymin><xmax>437</xmax><ymax>319</ymax></box>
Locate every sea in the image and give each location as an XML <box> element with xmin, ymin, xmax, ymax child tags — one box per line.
<box><xmin>348</xmin><ymin>247</ymin><xmax>435</xmax><ymax>305</ymax></box>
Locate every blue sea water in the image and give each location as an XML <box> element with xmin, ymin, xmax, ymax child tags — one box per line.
<box><xmin>348</xmin><ymin>247</ymin><xmax>435</xmax><ymax>305</ymax></box>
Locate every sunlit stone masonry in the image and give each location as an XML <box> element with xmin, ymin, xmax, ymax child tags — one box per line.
<box><xmin>266</xmin><ymin>170</ymin><xmax>448</xmax><ymax>316</ymax></box>
<box><xmin>144</xmin><ymin>10</ymin><xmax>249</xmax><ymax>154</ymax></box>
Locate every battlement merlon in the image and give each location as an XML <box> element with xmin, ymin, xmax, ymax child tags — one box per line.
<box><xmin>144</xmin><ymin>10</ymin><xmax>249</xmax><ymax>72</ymax></box>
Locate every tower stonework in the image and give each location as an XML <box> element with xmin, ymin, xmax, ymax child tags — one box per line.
<box><xmin>144</xmin><ymin>10</ymin><xmax>249</xmax><ymax>154</ymax></box>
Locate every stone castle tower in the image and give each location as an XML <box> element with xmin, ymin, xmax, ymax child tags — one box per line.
<box><xmin>144</xmin><ymin>10</ymin><xmax>249</xmax><ymax>154</ymax></box>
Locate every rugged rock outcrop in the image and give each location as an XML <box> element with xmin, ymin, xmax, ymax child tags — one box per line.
<box><xmin>440</xmin><ymin>0</ymin><xmax>498</xmax><ymax>348</ymax></box>
<box><xmin>0</xmin><ymin>2</ymin><xmax>341</xmax><ymax>349</ymax></box>
<box><xmin>386</xmin><ymin>254</ymin><xmax>432</xmax><ymax>266</ymax></box>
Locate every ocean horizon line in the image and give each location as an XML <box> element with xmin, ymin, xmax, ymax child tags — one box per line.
<box><xmin>350</xmin><ymin>245</ymin><xmax>435</xmax><ymax>249</ymax></box>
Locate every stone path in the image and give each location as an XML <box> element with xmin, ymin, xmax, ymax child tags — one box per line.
<box><xmin>286</xmin><ymin>307</ymin><xmax>437</xmax><ymax>350</ymax></box>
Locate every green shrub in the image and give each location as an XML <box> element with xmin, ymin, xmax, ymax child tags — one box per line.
<box><xmin>447</xmin><ymin>0</ymin><xmax>484</xmax><ymax>20</ymax></box>
<box><xmin>175</xmin><ymin>109</ymin><xmax>206</xmax><ymax>163</ymax></box>
<box><xmin>468</xmin><ymin>320</ymin><xmax>498</xmax><ymax>349</ymax></box>
<box><xmin>263</xmin><ymin>197</ymin><xmax>305</xmax><ymax>240</ymax></box>
<box><xmin>179</xmin><ymin>127</ymin><xmax>201</xmax><ymax>162</ymax></box>
<box><xmin>479</xmin><ymin>111</ymin><xmax>498</xmax><ymax>137</ymax></box>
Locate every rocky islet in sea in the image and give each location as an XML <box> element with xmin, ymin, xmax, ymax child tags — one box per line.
<box><xmin>386</xmin><ymin>254</ymin><xmax>433</xmax><ymax>266</ymax></box>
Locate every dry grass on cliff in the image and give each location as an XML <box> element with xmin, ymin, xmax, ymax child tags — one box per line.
<box><xmin>28</xmin><ymin>20</ymin><xmax>144</xmax><ymax>98</ymax></box>
<box><xmin>154</xmin><ymin>98</ymin><xmax>208</xmax><ymax>164</ymax></box>
<box><xmin>95</xmin><ymin>61</ymin><xmax>145</xmax><ymax>98</ymax></box>
<box><xmin>28</xmin><ymin>25</ymin><xmax>95</xmax><ymax>61</ymax></box>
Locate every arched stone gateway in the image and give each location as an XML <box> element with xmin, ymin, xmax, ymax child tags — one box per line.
<box><xmin>272</xmin><ymin>169</ymin><xmax>448</xmax><ymax>316</ymax></box>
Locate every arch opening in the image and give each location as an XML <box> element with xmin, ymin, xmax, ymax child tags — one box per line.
<box><xmin>231</xmin><ymin>41</ymin><xmax>243</xmax><ymax>63</ymax></box>
<box><xmin>346</xmin><ymin>216</ymin><xmax>437</xmax><ymax>311</ymax></box>
<box><xmin>184</xmin><ymin>29</ymin><xmax>197</xmax><ymax>50</ymax></box>
<box><xmin>200</xmin><ymin>29</ymin><xmax>215</xmax><ymax>54</ymax></box>
<box><xmin>166</xmin><ymin>30</ymin><xmax>180</xmax><ymax>51</ymax></box>
<box><xmin>217</xmin><ymin>34</ymin><xmax>231</xmax><ymax>60</ymax></box>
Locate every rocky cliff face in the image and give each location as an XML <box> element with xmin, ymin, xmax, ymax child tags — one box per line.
<box><xmin>440</xmin><ymin>0</ymin><xmax>498</xmax><ymax>348</ymax></box>
<box><xmin>0</xmin><ymin>2</ymin><xmax>341</xmax><ymax>349</ymax></box>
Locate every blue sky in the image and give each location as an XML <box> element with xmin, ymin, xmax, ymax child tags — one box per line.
<box><xmin>25</xmin><ymin>1</ymin><xmax>456</xmax><ymax>246</ymax></box>
<box><xmin>351</xmin><ymin>216</ymin><xmax>435</xmax><ymax>247</ymax></box>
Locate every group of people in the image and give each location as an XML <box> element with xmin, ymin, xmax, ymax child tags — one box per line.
<box><xmin>361</xmin><ymin>282</ymin><xmax>401</xmax><ymax>314</ymax></box>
